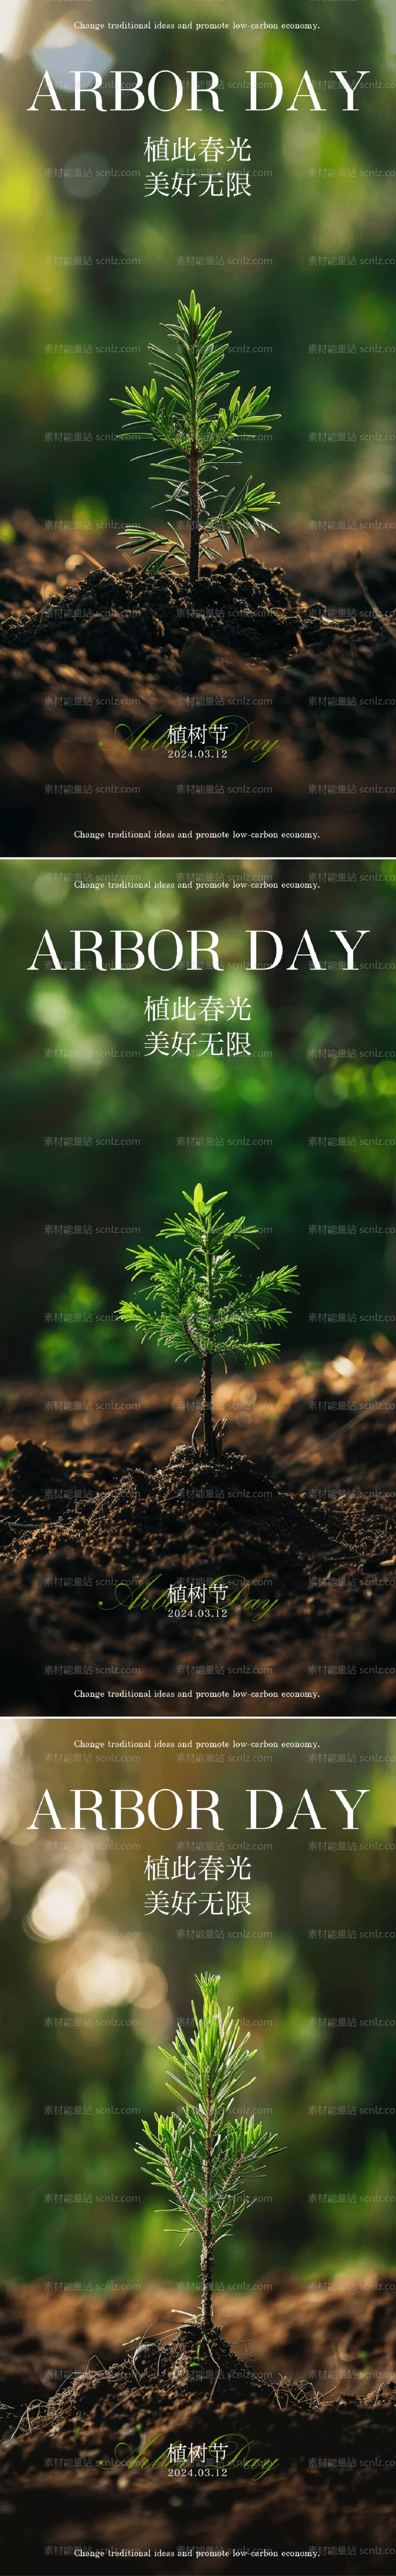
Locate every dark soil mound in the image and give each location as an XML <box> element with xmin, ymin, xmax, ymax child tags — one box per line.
<box><xmin>0</xmin><ymin>1439</ymin><xmax>332</xmax><ymax>1584</ymax></box>
<box><xmin>0</xmin><ymin>557</ymin><xmax>326</xmax><ymax>663</ymax></box>
<box><xmin>3</xmin><ymin>2318</ymin><xmax>374</xmax><ymax>2488</ymax></box>
<box><xmin>4</xmin><ymin>2326</ymin><xmax>257</xmax><ymax>2457</ymax></box>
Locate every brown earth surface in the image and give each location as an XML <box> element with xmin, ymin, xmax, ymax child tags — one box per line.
<box><xmin>0</xmin><ymin>517</ymin><xmax>395</xmax><ymax>855</ymax></box>
<box><xmin>0</xmin><ymin>1343</ymin><xmax>395</xmax><ymax>1713</ymax></box>
<box><xmin>0</xmin><ymin>2277</ymin><xmax>395</xmax><ymax>2571</ymax></box>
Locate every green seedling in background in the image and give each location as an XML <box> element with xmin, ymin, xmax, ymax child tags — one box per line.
<box><xmin>136</xmin><ymin>1971</ymin><xmax>279</xmax><ymax>2331</ymax></box>
<box><xmin>119</xmin><ymin>1180</ymin><xmax>298</xmax><ymax>1458</ymax></box>
<box><xmin>112</xmin><ymin>288</ymin><xmax>279</xmax><ymax>584</ymax></box>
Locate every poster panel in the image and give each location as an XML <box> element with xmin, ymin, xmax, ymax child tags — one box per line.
<box><xmin>0</xmin><ymin>856</ymin><xmax>395</xmax><ymax>1716</ymax></box>
<box><xmin>0</xmin><ymin>1714</ymin><xmax>394</xmax><ymax>2569</ymax></box>
<box><xmin>0</xmin><ymin>0</ymin><xmax>395</xmax><ymax>854</ymax></box>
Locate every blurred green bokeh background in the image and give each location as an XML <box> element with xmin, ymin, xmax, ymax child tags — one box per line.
<box><xmin>0</xmin><ymin>1718</ymin><xmax>394</xmax><ymax>2291</ymax></box>
<box><xmin>0</xmin><ymin>0</ymin><xmax>395</xmax><ymax>530</ymax></box>
<box><xmin>1</xmin><ymin>860</ymin><xmax>396</xmax><ymax>1378</ymax></box>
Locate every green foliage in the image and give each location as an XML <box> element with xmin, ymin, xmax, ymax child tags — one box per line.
<box><xmin>37</xmin><ymin>1273</ymin><xmax>126</xmax><ymax>1378</ymax></box>
<box><xmin>136</xmin><ymin>1973</ymin><xmax>278</xmax><ymax>2318</ymax></box>
<box><xmin>112</xmin><ymin>288</ymin><xmax>279</xmax><ymax>579</ymax></box>
<box><xmin>119</xmin><ymin>1181</ymin><xmax>298</xmax><ymax>1369</ymax></box>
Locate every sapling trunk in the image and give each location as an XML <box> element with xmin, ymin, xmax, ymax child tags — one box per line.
<box><xmin>201</xmin><ymin>1350</ymin><xmax>214</xmax><ymax>1458</ymax></box>
<box><xmin>201</xmin><ymin>2092</ymin><xmax>214</xmax><ymax>2328</ymax></box>
<box><xmin>189</xmin><ymin>442</ymin><xmax>200</xmax><ymax>586</ymax></box>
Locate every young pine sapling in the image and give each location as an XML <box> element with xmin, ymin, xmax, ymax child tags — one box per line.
<box><xmin>112</xmin><ymin>288</ymin><xmax>279</xmax><ymax>584</ymax></box>
<box><xmin>136</xmin><ymin>1971</ymin><xmax>279</xmax><ymax>2331</ymax></box>
<box><xmin>118</xmin><ymin>1181</ymin><xmax>299</xmax><ymax>1458</ymax></box>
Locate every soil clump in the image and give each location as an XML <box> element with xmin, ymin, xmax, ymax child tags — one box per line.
<box><xmin>0</xmin><ymin>1439</ymin><xmax>325</xmax><ymax>1580</ymax></box>
<box><xmin>0</xmin><ymin>558</ymin><xmax>324</xmax><ymax>661</ymax></box>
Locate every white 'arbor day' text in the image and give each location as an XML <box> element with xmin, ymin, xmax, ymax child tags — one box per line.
<box><xmin>26</xmin><ymin>927</ymin><xmax>370</xmax><ymax>974</ymax></box>
<box><xmin>27</xmin><ymin>66</ymin><xmax>370</xmax><ymax>115</ymax></box>
<box><xmin>26</xmin><ymin>1785</ymin><xmax>370</xmax><ymax>1831</ymax></box>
